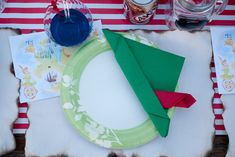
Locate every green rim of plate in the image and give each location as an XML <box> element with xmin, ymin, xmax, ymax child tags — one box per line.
<box><xmin>60</xmin><ymin>34</ymin><xmax>175</xmax><ymax>149</ymax></box>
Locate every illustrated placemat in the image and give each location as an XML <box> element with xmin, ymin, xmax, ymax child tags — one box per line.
<box><xmin>211</xmin><ymin>27</ymin><xmax>235</xmax><ymax>94</ymax></box>
<box><xmin>9</xmin><ymin>20</ymin><xmax>102</xmax><ymax>103</ymax></box>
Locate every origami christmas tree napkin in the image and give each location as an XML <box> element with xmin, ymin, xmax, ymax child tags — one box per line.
<box><xmin>103</xmin><ymin>30</ymin><xmax>186</xmax><ymax>137</ymax></box>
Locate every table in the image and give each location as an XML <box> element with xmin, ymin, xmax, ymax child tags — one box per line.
<box><xmin>1</xmin><ymin>0</ymin><xmax>234</xmax><ymax>136</ymax></box>
<box><xmin>0</xmin><ymin>0</ymin><xmax>234</xmax><ymax>156</ymax></box>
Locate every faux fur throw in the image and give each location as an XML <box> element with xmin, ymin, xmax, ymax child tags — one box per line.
<box><xmin>26</xmin><ymin>30</ymin><xmax>214</xmax><ymax>157</ymax></box>
<box><xmin>0</xmin><ymin>29</ymin><xmax>19</xmax><ymax>156</ymax></box>
<box><xmin>221</xmin><ymin>94</ymin><xmax>235</xmax><ymax>157</ymax></box>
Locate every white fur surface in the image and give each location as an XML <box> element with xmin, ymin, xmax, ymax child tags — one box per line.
<box><xmin>0</xmin><ymin>29</ymin><xmax>19</xmax><ymax>155</ymax></box>
<box><xmin>221</xmin><ymin>94</ymin><xmax>235</xmax><ymax>157</ymax></box>
<box><xmin>26</xmin><ymin>30</ymin><xmax>214</xmax><ymax>157</ymax></box>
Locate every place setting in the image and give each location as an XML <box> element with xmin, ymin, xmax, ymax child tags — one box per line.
<box><xmin>0</xmin><ymin>0</ymin><xmax>235</xmax><ymax>156</ymax></box>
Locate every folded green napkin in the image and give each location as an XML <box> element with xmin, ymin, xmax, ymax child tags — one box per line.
<box><xmin>103</xmin><ymin>30</ymin><xmax>185</xmax><ymax>137</ymax></box>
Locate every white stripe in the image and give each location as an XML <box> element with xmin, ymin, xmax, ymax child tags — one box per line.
<box><xmin>204</xmin><ymin>25</ymin><xmax>210</xmax><ymax>29</ymax></box>
<box><xmin>0</xmin><ymin>23</ymin><xmax>44</xmax><ymax>29</ymax></box>
<box><xmin>157</xmin><ymin>4</ymin><xmax>168</xmax><ymax>9</ymax></box>
<box><xmin>215</xmin><ymin>119</ymin><xmax>224</xmax><ymax>125</ymax></box>
<box><xmin>158</xmin><ymin>5</ymin><xmax>235</xmax><ymax>10</ymax></box>
<box><xmin>13</xmin><ymin>128</ymin><xmax>26</xmax><ymax>134</ymax></box>
<box><xmin>19</xmin><ymin>107</ymin><xmax>28</xmax><ymax>113</ymax></box>
<box><xmin>212</xmin><ymin>77</ymin><xmax>217</xmax><ymax>82</ymax></box>
<box><xmin>213</xmin><ymin>97</ymin><xmax>223</xmax><ymax>104</ymax></box>
<box><xmin>214</xmin><ymin>108</ymin><xmax>224</xmax><ymax>114</ymax></box>
<box><xmin>211</xmin><ymin>67</ymin><xmax>216</xmax><ymax>73</ymax></box>
<box><xmin>93</xmin><ymin>14</ymin><xmax>167</xmax><ymax>19</ymax></box>
<box><xmin>225</xmin><ymin>5</ymin><xmax>235</xmax><ymax>10</ymax></box>
<box><xmin>93</xmin><ymin>14</ymin><xmax>125</xmax><ymax>19</ymax></box>
<box><xmin>215</xmin><ymin>130</ymin><xmax>227</xmax><ymax>135</ymax></box>
<box><xmin>214</xmin><ymin>88</ymin><xmax>219</xmax><ymax>93</ymax></box>
<box><xmin>102</xmin><ymin>24</ymin><xmax>169</xmax><ymax>30</ymax></box>
<box><xmin>213</xmin><ymin>15</ymin><xmax>235</xmax><ymax>20</ymax></box>
<box><xmin>14</xmin><ymin>118</ymin><xmax>29</xmax><ymax>124</ymax></box>
<box><xmin>86</xmin><ymin>4</ymin><xmax>123</xmax><ymax>9</ymax></box>
<box><xmin>0</xmin><ymin>13</ymin><xmax>44</xmax><ymax>18</ymax></box>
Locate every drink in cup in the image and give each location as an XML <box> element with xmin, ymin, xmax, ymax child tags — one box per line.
<box><xmin>44</xmin><ymin>0</ymin><xmax>93</xmax><ymax>46</ymax></box>
<box><xmin>165</xmin><ymin>0</ymin><xmax>228</xmax><ymax>31</ymax></box>
<box><xmin>124</xmin><ymin>0</ymin><xmax>158</xmax><ymax>24</ymax></box>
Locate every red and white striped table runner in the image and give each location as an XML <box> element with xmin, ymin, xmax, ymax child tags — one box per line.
<box><xmin>210</xmin><ymin>60</ymin><xmax>227</xmax><ymax>135</ymax></box>
<box><xmin>0</xmin><ymin>0</ymin><xmax>234</xmax><ymax>134</ymax></box>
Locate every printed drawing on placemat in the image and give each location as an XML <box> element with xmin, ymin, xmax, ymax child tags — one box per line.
<box><xmin>19</xmin><ymin>65</ymin><xmax>38</xmax><ymax>99</ymax></box>
<box><xmin>211</xmin><ymin>27</ymin><xmax>235</xmax><ymax>94</ymax></box>
<box><xmin>9</xmin><ymin>21</ymin><xmax>103</xmax><ymax>103</ymax></box>
<box><xmin>9</xmin><ymin>32</ymin><xmax>67</xmax><ymax>103</ymax></box>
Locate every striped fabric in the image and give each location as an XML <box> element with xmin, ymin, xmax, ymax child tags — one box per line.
<box><xmin>13</xmin><ymin>103</ymin><xmax>29</xmax><ymax>134</ymax></box>
<box><xmin>0</xmin><ymin>0</ymin><xmax>235</xmax><ymax>33</ymax></box>
<box><xmin>0</xmin><ymin>0</ymin><xmax>234</xmax><ymax>134</ymax></box>
<box><xmin>210</xmin><ymin>60</ymin><xmax>227</xmax><ymax>135</ymax></box>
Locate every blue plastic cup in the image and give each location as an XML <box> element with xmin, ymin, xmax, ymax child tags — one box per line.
<box><xmin>44</xmin><ymin>0</ymin><xmax>93</xmax><ymax>46</ymax></box>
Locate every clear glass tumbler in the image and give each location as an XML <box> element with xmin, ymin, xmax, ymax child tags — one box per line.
<box><xmin>0</xmin><ymin>0</ymin><xmax>6</xmax><ymax>13</ymax></box>
<box><xmin>166</xmin><ymin>0</ymin><xmax>228</xmax><ymax>31</ymax></box>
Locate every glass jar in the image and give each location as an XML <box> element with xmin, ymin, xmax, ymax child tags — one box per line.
<box><xmin>166</xmin><ymin>0</ymin><xmax>228</xmax><ymax>31</ymax></box>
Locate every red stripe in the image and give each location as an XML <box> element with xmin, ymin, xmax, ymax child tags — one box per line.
<box><xmin>20</xmin><ymin>29</ymin><xmax>34</xmax><ymax>34</ymax></box>
<box><xmin>13</xmin><ymin>123</ymin><xmax>29</xmax><ymax>129</ymax></box>
<box><xmin>215</xmin><ymin>114</ymin><xmax>224</xmax><ymax>119</ymax></box>
<box><xmin>20</xmin><ymin>29</ymin><xmax>44</xmax><ymax>34</ymax></box>
<box><xmin>208</xmin><ymin>20</ymin><xmax>235</xmax><ymax>26</ymax></box>
<box><xmin>213</xmin><ymin>93</ymin><xmax>221</xmax><ymax>98</ymax></box>
<box><xmin>18</xmin><ymin>113</ymin><xmax>28</xmax><ymax>118</ymax></box>
<box><xmin>213</xmin><ymin>83</ymin><xmax>218</xmax><ymax>88</ymax></box>
<box><xmin>18</xmin><ymin>103</ymin><xmax>28</xmax><ymax>107</ymax></box>
<box><xmin>228</xmin><ymin>0</ymin><xmax>235</xmax><ymax>5</ymax></box>
<box><xmin>210</xmin><ymin>62</ymin><xmax>215</xmax><ymax>67</ymax></box>
<box><xmin>220</xmin><ymin>10</ymin><xmax>235</xmax><ymax>15</ymax></box>
<box><xmin>211</xmin><ymin>72</ymin><xmax>216</xmax><ymax>78</ymax></box>
<box><xmin>213</xmin><ymin>103</ymin><xmax>224</xmax><ymax>109</ymax></box>
<box><xmin>214</xmin><ymin>125</ymin><xmax>226</xmax><ymax>130</ymax></box>
<box><xmin>0</xmin><ymin>18</ymin><xmax>43</xmax><ymax>24</ymax></box>
<box><xmin>7</xmin><ymin>0</ymin><xmax>49</xmax><ymax>3</ymax></box>
<box><xmin>100</xmin><ymin>19</ymin><xmax>166</xmax><ymax>25</ymax></box>
<box><xmin>3</xmin><ymin>8</ymin><xmax>47</xmax><ymax>13</ymax></box>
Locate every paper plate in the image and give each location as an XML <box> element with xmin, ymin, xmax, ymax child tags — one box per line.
<box><xmin>60</xmin><ymin>34</ymin><xmax>174</xmax><ymax>149</ymax></box>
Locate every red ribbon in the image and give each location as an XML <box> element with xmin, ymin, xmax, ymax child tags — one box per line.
<box><xmin>51</xmin><ymin>0</ymin><xmax>60</xmax><ymax>13</ymax></box>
